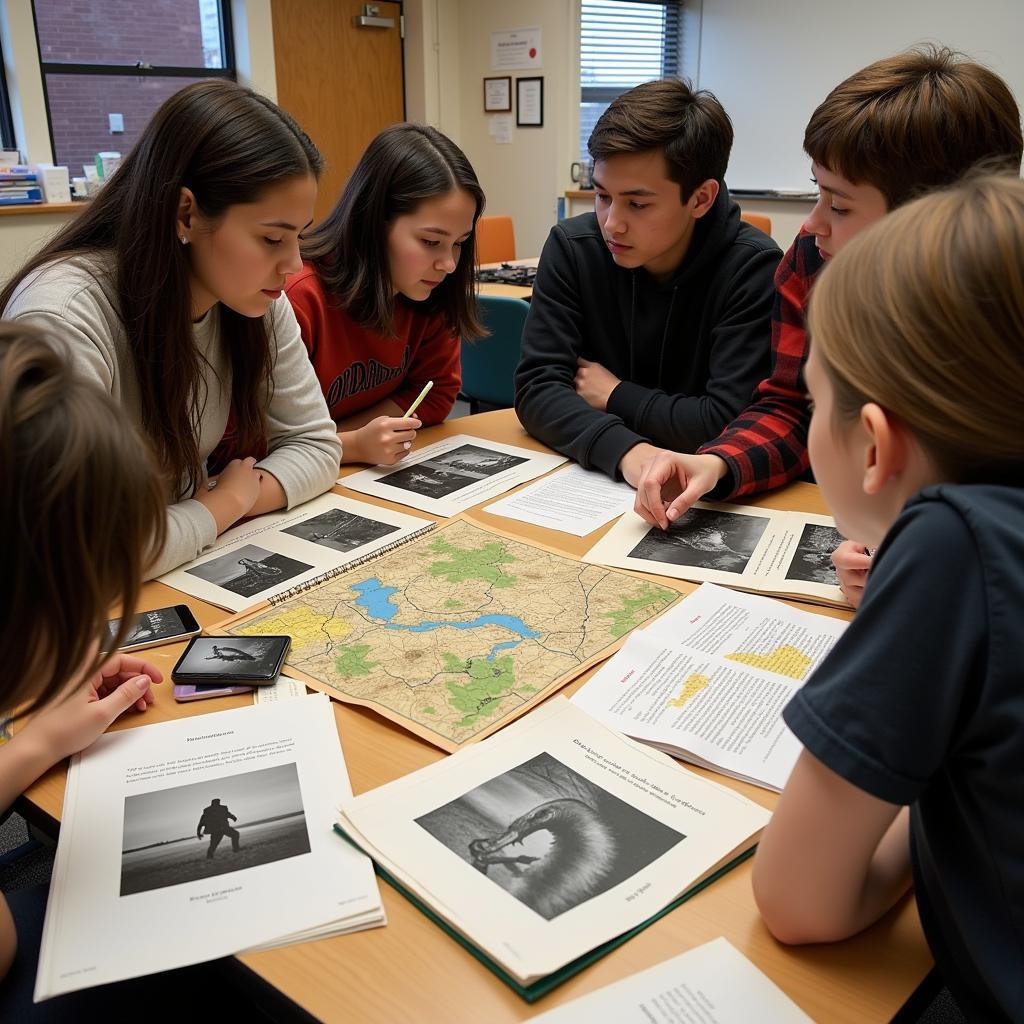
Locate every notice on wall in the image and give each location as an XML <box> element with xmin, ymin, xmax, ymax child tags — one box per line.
<box><xmin>488</xmin><ymin>115</ymin><xmax>513</xmax><ymax>144</ymax></box>
<box><xmin>491</xmin><ymin>26</ymin><xmax>542</xmax><ymax>70</ymax></box>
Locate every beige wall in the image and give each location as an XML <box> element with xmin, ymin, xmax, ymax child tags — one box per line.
<box><xmin>405</xmin><ymin>0</ymin><xmax>579</xmax><ymax>258</ymax></box>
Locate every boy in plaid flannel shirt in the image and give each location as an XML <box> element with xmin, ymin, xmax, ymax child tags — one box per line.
<box><xmin>633</xmin><ymin>46</ymin><xmax>1022</xmax><ymax>604</ymax></box>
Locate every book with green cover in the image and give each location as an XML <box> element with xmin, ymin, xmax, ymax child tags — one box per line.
<box><xmin>335</xmin><ymin>698</ymin><xmax>769</xmax><ymax>1000</ymax></box>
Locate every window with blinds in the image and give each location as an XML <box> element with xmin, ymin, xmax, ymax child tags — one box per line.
<box><xmin>579</xmin><ymin>0</ymin><xmax>684</xmax><ymax>162</ymax></box>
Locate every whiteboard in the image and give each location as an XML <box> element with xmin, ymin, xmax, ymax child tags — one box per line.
<box><xmin>696</xmin><ymin>0</ymin><xmax>1024</xmax><ymax>192</ymax></box>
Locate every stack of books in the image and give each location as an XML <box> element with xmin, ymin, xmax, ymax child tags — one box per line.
<box><xmin>0</xmin><ymin>165</ymin><xmax>43</xmax><ymax>205</ymax></box>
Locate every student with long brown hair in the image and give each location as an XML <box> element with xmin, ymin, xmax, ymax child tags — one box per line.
<box><xmin>0</xmin><ymin>321</ymin><xmax>167</xmax><ymax>986</ymax></box>
<box><xmin>1</xmin><ymin>80</ymin><xmax>341</xmax><ymax>577</ymax></box>
<box><xmin>287</xmin><ymin>123</ymin><xmax>484</xmax><ymax>466</ymax></box>
<box><xmin>752</xmin><ymin>175</ymin><xmax>1024</xmax><ymax>1022</ymax></box>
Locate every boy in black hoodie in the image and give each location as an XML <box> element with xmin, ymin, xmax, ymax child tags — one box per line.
<box><xmin>514</xmin><ymin>79</ymin><xmax>781</xmax><ymax>484</ymax></box>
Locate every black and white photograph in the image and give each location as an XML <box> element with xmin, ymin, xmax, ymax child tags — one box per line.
<box><xmin>120</xmin><ymin>763</ymin><xmax>311</xmax><ymax>896</ymax></box>
<box><xmin>185</xmin><ymin>543</ymin><xmax>312</xmax><ymax>598</ymax></box>
<box><xmin>107</xmin><ymin>606</ymin><xmax>186</xmax><ymax>648</ymax></box>
<box><xmin>415</xmin><ymin>752</ymin><xmax>685</xmax><ymax>921</ymax></box>
<box><xmin>173</xmin><ymin>636</ymin><xmax>288</xmax><ymax>678</ymax></box>
<box><xmin>282</xmin><ymin>508</ymin><xmax>399</xmax><ymax>553</ymax></box>
<box><xmin>378</xmin><ymin>444</ymin><xmax>528</xmax><ymax>500</ymax></box>
<box><xmin>628</xmin><ymin>507</ymin><xmax>770</xmax><ymax>573</ymax></box>
<box><xmin>785</xmin><ymin>523</ymin><xmax>844</xmax><ymax>585</ymax></box>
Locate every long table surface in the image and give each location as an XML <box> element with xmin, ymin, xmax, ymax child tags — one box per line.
<box><xmin>18</xmin><ymin>409</ymin><xmax>932</xmax><ymax>1023</ymax></box>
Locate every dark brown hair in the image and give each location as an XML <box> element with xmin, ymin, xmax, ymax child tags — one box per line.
<box><xmin>0</xmin><ymin>79</ymin><xmax>323</xmax><ymax>500</ymax></box>
<box><xmin>302</xmin><ymin>123</ymin><xmax>485</xmax><ymax>339</ymax></box>
<box><xmin>588</xmin><ymin>78</ymin><xmax>733</xmax><ymax>200</ymax></box>
<box><xmin>0</xmin><ymin>321</ymin><xmax>166</xmax><ymax>718</ymax></box>
<box><xmin>804</xmin><ymin>45</ymin><xmax>1023</xmax><ymax>209</ymax></box>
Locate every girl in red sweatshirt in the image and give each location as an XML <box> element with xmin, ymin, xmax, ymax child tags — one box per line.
<box><xmin>288</xmin><ymin>124</ymin><xmax>485</xmax><ymax>465</ymax></box>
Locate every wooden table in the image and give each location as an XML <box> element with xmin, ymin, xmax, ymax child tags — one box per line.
<box><xmin>18</xmin><ymin>410</ymin><xmax>932</xmax><ymax>1022</ymax></box>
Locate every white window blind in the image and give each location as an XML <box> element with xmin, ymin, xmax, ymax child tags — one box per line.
<box><xmin>579</xmin><ymin>0</ymin><xmax>684</xmax><ymax>162</ymax></box>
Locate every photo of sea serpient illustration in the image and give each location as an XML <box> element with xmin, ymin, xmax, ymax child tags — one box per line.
<box><xmin>629</xmin><ymin>507</ymin><xmax>770</xmax><ymax>573</ymax></box>
<box><xmin>415</xmin><ymin>752</ymin><xmax>684</xmax><ymax>920</ymax></box>
<box><xmin>119</xmin><ymin>763</ymin><xmax>311</xmax><ymax>896</ymax></box>
<box><xmin>378</xmin><ymin>444</ymin><xmax>528</xmax><ymax>500</ymax></box>
<box><xmin>785</xmin><ymin>523</ymin><xmax>844</xmax><ymax>585</ymax></box>
<box><xmin>185</xmin><ymin>543</ymin><xmax>313</xmax><ymax>598</ymax></box>
<box><xmin>282</xmin><ymin>508</ymin><xmax>399</xmax><ymax>553</ymax></box>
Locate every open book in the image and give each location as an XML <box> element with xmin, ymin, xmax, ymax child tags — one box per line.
<box><xmin>158</xmin><ymin>491</ymin><xmax>435</xmax><ymax>612</ymax></box>
<box><xmin>336</xmin><ymin>697</ymin><xmax>770</xmax><ymax>1000</ymax></box>
<box><xmin>573</xmin><ymin>584</ymin><xmax>848</xmax><ymax>791</ymax></box>
<box><xmin>526</xmin><ymin>937</ymin><xmax>812</xmax><ymax>1023</ymax></box>
<box><xmin>35</xmin><ymin>695</ymin><xmax>384</xmax><ymax>1001</ymax></box>
<box><xmin>584</xmin><ymin>501</ymin><xmax>848</xmax><ymax>608</ymax></box>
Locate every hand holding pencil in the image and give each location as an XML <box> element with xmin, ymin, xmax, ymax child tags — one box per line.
<box><xmin>345</xmin><ymin>382</ymin><xmax>433</xmax><ymax>466</ymax></box>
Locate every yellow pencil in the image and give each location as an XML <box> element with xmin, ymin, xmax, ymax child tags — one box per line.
<box><xmin>402</xmin><ymin>380</ymin><xmax>433</xmax><ymax>419</ymax></box>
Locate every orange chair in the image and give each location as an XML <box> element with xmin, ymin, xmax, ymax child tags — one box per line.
<box><xmin>475</xmin><ymin>215</ymin><xmax>516</xmax><ymax>264</ymax></box>
<box><xmin>740</xmin><ymin>211</ymin><xmax>773</xmax><ymax>236</ymax></box>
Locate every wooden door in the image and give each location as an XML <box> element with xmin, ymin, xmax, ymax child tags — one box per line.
<box><xmin>271</xmin><ymin>0</ymin><xmax>405</xmax><ymax>224</ymax></box>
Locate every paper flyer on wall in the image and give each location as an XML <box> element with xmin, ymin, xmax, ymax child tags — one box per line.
<box><xmin>35</xmin><ymin>695</ymin><xmax>384</xmax><ymax>1001</ymax></box>
<box><xmin>572</xmin><ymin>584</ymin><xmax>848</xmax><ymax>791</ymax></box>
<box><xmin>583</xmin><ymin>501</ymin><xmax>848</xmax><ymax>608</ymax></box>
<box><xmin>340</xmin><ymin>434</ymin><xmax>567</xmax><ymax>517</ymax></box>
<box><xmin>158</xmin><ymin>491</ymin><xmax>435</xmax><ymax>611</ymax></box>
<box><xmin>526</xmin><ymin>937</ymin><xmax>813</xmax><ymax>1023</ymax></box>
<box><xmin>336</xmin><ymin>697</ymin><xmax>769</xmax><ymax>994</ymax></box>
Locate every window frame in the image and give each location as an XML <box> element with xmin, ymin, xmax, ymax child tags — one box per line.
<box><xmin>579</xmin><ymin>0</ymin><xmax>685</xmax><ymax>161</ymax></box>
<box><xmin>0</xmin><ymin>38</ymin><xmax>15</xmax><ymax>153</ymax></box>
<box><xmin>30</xmin><ymin>0</ymin><xmax>236</xmax><ymax>167</ymax></box>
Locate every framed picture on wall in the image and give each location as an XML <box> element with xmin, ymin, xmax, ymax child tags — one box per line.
<box><xmin>483</xmin><ymin>76</ymin><xmax>512</xmax><ymax>113</ymax></box>
<box><xmin>516</xmin><ymin>76</ymin><xmax>543</xmax><ymax>127</ymax></box>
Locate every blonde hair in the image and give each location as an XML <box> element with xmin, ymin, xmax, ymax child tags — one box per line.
<box><xmin>807</xmin><ymin>173</ymin><xmax>1024</xmax><ymax>481</ymax></box>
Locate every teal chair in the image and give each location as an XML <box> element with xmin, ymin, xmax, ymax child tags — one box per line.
<box><xmin>460</xmin><ymin>294</ymin><xmax>529</xmax><ymax>413</ymax></box>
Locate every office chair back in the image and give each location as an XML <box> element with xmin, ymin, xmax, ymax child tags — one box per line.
<box><xmin>475</xmin><ymin>215</ymin><xmax>516</xmax><ymax>264</ymax></box>
<box><xmin>460</xmin><ymin>294</ymin><xmax>529</xmax><ymax>412</ymax></box>
<box><xmin>740</xmin><ymin>211</ymin><xmax>773</xmax><ymax>236</ymax></box>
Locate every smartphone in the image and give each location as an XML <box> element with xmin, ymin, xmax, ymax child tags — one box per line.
<box><xmin>105</xmin><ymin>605</ymin><xmax>201</xmax><ymax>653</ymax></box>
<box><xmin>171</xmin><ymin>635</ymin><xmax>291</xmax><ymax>686</ymax></box>
<box><xmin>173</xmin><ymin>682</ymin><xmax>255</xmax><ymax>702</ymax></box>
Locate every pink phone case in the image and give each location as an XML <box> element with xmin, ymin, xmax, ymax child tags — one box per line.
<box><xmin>173</xmin><ymin>682</ymin><xmax>254</xmax><ymax>702</ymax></box>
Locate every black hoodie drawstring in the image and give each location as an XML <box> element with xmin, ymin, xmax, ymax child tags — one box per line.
<box><xmin>657</xmin><ymin>286</ymin><xmax>678</xmax><ymax>389</ymax></box>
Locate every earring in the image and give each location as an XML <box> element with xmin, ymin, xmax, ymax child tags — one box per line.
<box><xmin>179</xmin><ymin>235</ymin><xmax>188</xmax><ymax>245</ymax></box>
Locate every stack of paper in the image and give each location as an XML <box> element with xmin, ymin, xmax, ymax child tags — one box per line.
<box><xmin>35</xmin><ymin>695</ymin><xmax>384</xmax><ymax>1001</ymax></box>
<box><xmin>573</xmin><ymin>584</ymin><xmax>848</xmax><ymax>791</ymax></box>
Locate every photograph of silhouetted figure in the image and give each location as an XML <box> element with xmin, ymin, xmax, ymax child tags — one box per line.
<box><xmin>120</xmin><ymin>763</ymin><xmax>312</xmax><ymax>896</ymax></box>
<box><xmin>197</xmin><ymin>798</ymin><xmax>241</xmax><ymax>859</ymax></box>
<box><xmin>185</xmin><ymin>542</ymin><xmax>312</xmax><ymax>598</ymax></box>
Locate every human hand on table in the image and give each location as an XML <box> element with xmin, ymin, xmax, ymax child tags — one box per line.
<box><xmin>345</xmin><ymin>415</ymin><xmax>422</xmax><ymax>466</ymax></box>
<box><xmin>634</xmin><ymin>452</ymin><xmax>728</xmax><ymax>529</ymax></box>
<box><xmin>19</xmin><ymin>653</ymin><xmax>163</xmax><ymax>762</ymax></box>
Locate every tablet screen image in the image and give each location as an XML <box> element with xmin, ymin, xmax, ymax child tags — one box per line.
<box><xmin>172</xmin><ymin>636</ymin><xmax>291</xmax><ymax>684</ymax></box>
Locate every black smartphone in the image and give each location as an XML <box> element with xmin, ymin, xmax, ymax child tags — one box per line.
<box><xmin>105</xmin><ymin>605</ymin><xmax>202</xmax><ymax>653</ymax></box>
<box><xmin>171</xmin><ymin>635</ymin><xmax>291</xmax><ymax>686</ymax></box>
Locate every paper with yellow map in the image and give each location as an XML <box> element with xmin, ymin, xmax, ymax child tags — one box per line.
<box><xmin>573</xmin><ymin>583</ymin><xmax>848</xmax><ymax>790</ymax></box>
<box><xmin>216</xmin><ymin>518</ymin><xmax>682</xmax><ymax>752</ymax></box>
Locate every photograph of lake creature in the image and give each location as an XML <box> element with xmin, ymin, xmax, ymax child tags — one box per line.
<box><xmin>416</xmin><ymin>752</ymin><xmax>685</xmax><ymax>920</ymax></box>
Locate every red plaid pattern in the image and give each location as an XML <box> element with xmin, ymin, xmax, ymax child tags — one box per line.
<box><xmin>699</xmin><ymin>230</ymin><xmax>824</xmax><ymax>498</ymax></box>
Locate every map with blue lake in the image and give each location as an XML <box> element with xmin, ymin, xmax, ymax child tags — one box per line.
<box><xmin>230</xmin><ymin>520</ymin><xmax>680</xmax><ymax>750</ymax></box>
